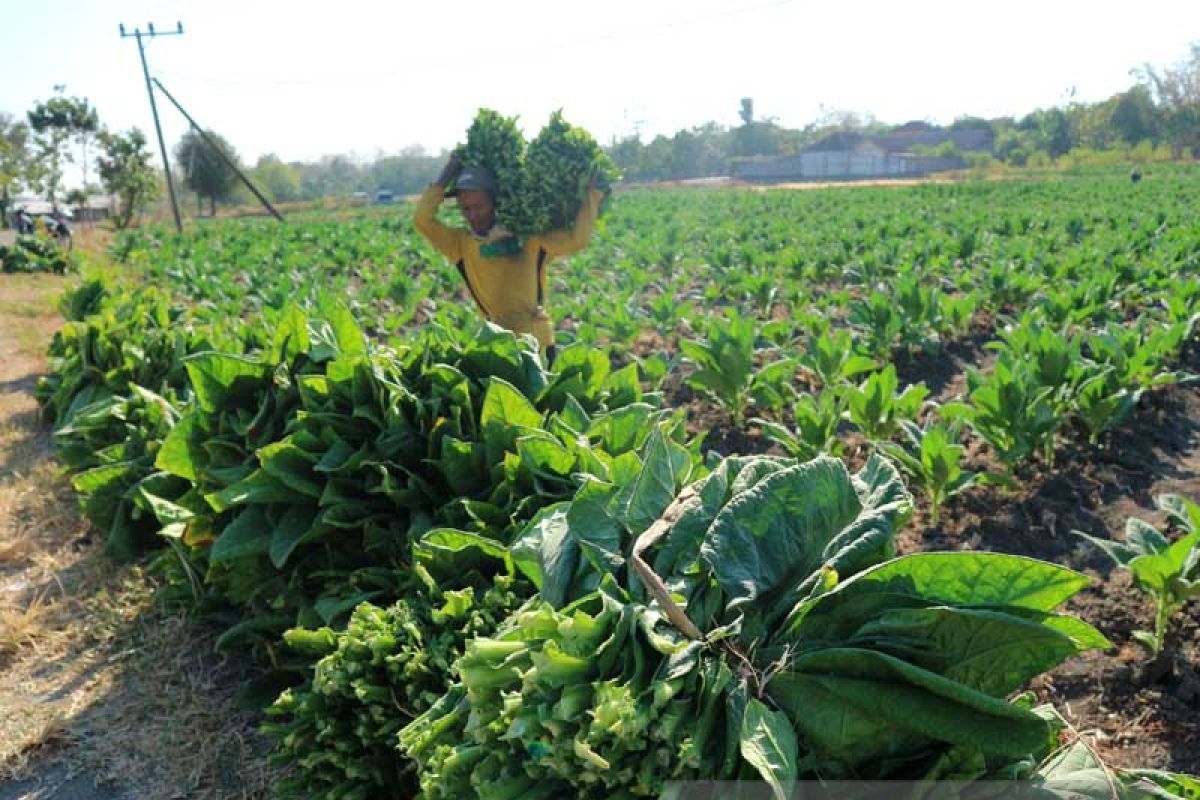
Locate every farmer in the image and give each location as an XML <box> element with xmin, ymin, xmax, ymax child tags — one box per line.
<box><xmin>413</xmin><ymin>150</ymin><xmax>602</xmax><ymax>364</ymax></box>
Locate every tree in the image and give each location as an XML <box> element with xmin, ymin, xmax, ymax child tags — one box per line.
<box><xmin>297</xmin><ymin>154</ymin><xmax>362</xmax><ymax>199</ymax></box>
<box><xmin>1136</xmin><ymin>42</ymin><xmax>1200</xmax><ymax>157</ymax></box>
<box><xmin>949</xmin><ymin>115</ymin><xmax>994</xmax><ymax>133</ymax></box>
<box><xmin>98</xmin><ymin>128</ymin><xmax>160</xmax><ymax>228</ymax></box>
<box><xmin>607</xmin><ymin>135</ymin><xmax>648</xmax><ymax>181</ymax></box>
<box><xmin>811</xmin><ymin>105</ymin><xmax>882</xmax><ymax>134</ymax></box>
<box><xmin>252</xmin><ymin>154</ymin><xmax>301</xmax><ymax>203</ymax></box>
<box><xmin>731</xmin><ymin>99</ymin><xmax>788</xmax><ymax>158</ymax></box>
<box><xmin>669</xmin><ymin>124</ymin><xmax>727</xmax><ymax>178</ymax></box>
<box><xmin>669</xmin><ymin>129</ymin><xmax>705</xmax><ymax>179</ymax></box>
<box><xmin>1075</xmin><ymin>103</ymin><xmax>1117</xmax><ymax>150</ymax></box>
<box><xmin>70</xmin><ymin>100</ymin><xmax>100</xmax><ymax>194</ymax></box>
<box><xmin>933</xmin><ymin>140</ymin><xmax>962</xmax><ymax>160</ymax></box>
<box><xmin>27</xmin><ymin>90</ymin><xmax>99</xmax><ymax>204</ymax></box>
<box><xmin>0</xmin><ymin>112</ymin><xmax>32</xmax><ymax>226</ymax></box>
<box><xmin>367</xmin><ymin>148</ymin><xmax>442</xmax><ymax>197</ymax></box>
<box><xmin>175</xmin><ymin>129</ymin><xmax>240</xmax><ymax>216</ymax></box>
<box><xmin>739</xmin><ymin>98</ymin><xmax>754</xmax><ymax>126</ymax></box>
<box><xmin>993</xmin><ymin>126</ymin><xmax>1035</xmax><ymax>163</ymax></box>
<box><xmin>628</xmin><ymin>135</ymin><xmax>673</xmax><ymax>181</ymax></box>
<box><xmin>1109</xmin><ymin>86</ymin><xmax>1158</xmax><ymax>145</ymax></box>
<box><xmin>1018</xmin><ymin>107</ymin><xmax>1072</xmax><ymax>157</ymax></box>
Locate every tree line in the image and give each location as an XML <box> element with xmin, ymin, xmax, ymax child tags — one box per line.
<box><xmin>611</xmin><ymin>43</ymin><xmax>1199</xmax><ymax>179</ymax></box>
<box><xmin>2</xmin><ymin>43</ymin><xmax>1196</xmax><ymax>226</ymax></box>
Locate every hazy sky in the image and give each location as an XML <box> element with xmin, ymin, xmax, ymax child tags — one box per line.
<box><xmin>2</xmin><ymin>0</ymin><xmax>1197</xmax><ymax>180</ymax></box>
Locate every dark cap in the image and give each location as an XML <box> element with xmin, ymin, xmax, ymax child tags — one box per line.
<box><xmin>448</xmin><ymin>165</ymin><xmax>498</xmax><ymax>198</ymax></box>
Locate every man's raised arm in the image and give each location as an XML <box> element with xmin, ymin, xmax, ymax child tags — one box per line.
<box><xmin>413</xmin><ymin>152</ymin><xmax>464</xmax><ymax>261</ymax></box>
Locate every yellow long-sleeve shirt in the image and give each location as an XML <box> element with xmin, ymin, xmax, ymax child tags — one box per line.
<box><xmin>413</xmin><ymin>185</ymin><xmax>603</xmax><ymax>348</ymax></box>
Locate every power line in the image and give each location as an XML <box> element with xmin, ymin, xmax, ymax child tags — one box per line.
<box><xmin>151</xmin><ymin>0</ymin><xmax>795</xmax><ymax>90</ymax></box>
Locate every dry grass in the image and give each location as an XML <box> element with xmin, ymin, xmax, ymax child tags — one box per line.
<box><xmin>0</xmin><ymin>403</ymin><xmax>100</xmax><ymax>783</ymax></box>
<box><xmin>0</xmin><ymin>561</ymin><xmax>279</xmax><ymax>797</ymax></box>
<box><xmin>0</xmin><ymin>589</ymin><xmax>59</xmax><ymax>660</ymax></box>
<box><xmin>0</xmin><ymin>273</ymin><xmax>279</xmax><ymax>798</ymax></box>
<box><xmin>70</xmin><ymin>224</ymin><xmax>114</xmax><ymax>255</ymax></box>
<box><xmin>0</xmin><ymin>276</ymin><xmax>71</xmax><ymax>358</ymax></box>
<box><xmin>0</xmin><ymin>543</ymin><xmax>278</xmax><ymax>797</ymax></box>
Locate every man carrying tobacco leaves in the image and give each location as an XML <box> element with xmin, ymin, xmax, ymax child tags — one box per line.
<box><xmin>413</xmin><ymin>150</ymin><xmax>603</xmax><ymax>364</ymax></box>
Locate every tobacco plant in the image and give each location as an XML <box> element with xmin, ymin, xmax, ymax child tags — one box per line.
<box><xmin>1085</xmin><ymin>319</ymin><xmax>1190</xmax><ymax>393</ymax></box>
<box><xmin>264</xmin><ymin>549</ymin><xmax>529</xmax><ymax>800</ymax></box>
<box><xmin>679</xmin><ymin>310</ymin><xmax>788</xmax><ymax>424</ymax></box>
<box><xmin>842</xmin><ymin>365</ymin><xmax>929</xmax><ymax>443</ymax></box>
<box><xmin>849</xmin><ymin>290</ymin><xmax>903</xmax><ymax>359</ymax></box>
<box><xmin>880</xmin><ymin>416</ymin><xmax>980</xmax><ymax>524</ymax></box>
<box><xmin>894</xmin><ymin>274</ymin><xmax>945</xmax><ymax>354</ymax></box>
<box><xmin>0</xmin><ymin>233</ymin><xmax>72</xmax><ymax>273</ymax></box>
<box><xmin>1075</xmin><ymin>494</ymin><xmax>1200</xmax><ymax>655</ymax></box>
<box><xmin>751</xmin><ymin>389</ymin><xmax>845</xmax><ymax>461</ymax></box>
<box><xmin>990</xmin><ymin>320</ymin><xmax>1085</xmax><ymax>407</ymax></box>
<box><xmin>796</xmin><ymin>327</ymin><xmax>875</xmax><ymax>390</ymax></box>
<box><xmin>1071</xmin><ymin>366</ymin><xmax>1141</xmax><ymax>444</ymax></box>
<box><xmin>943</xmin><ymin>354</ymin><xmax>1061</xmax><ymax>470</ymax></box>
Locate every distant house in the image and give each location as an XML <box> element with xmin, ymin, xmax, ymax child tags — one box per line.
<box><xmin>73</xmin><ymin>195</ymin><xmax>117</xmax><ymax>222</ymax></box>
<box><xmin>733</xmin><ymin>127</ymin><xmax>994</xmax><ymax>182</ymax></box>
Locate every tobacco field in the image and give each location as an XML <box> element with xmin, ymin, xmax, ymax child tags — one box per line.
<box><xmin>22</xmin><ymin>164</ymin><xmax>1200</xmax><ymax>798</ymax></box>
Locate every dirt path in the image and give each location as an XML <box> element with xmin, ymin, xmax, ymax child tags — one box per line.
<box><xmin>0</xmin><ymin>274</ymin><xmax>275</xmax><ymax>800</ymax></box>
<box><xmin>0</xmin><ymin>273</ymin><xmax>120</xmax><ymax>798</ymax></box>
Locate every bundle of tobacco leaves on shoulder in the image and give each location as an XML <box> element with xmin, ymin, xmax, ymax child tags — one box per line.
<box><xmin>456</xmin><ymin>108</ymin><xmax>620</xmax><ymax>238</ymax></box>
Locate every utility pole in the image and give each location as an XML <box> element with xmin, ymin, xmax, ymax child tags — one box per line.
<box><xmin>120</xmin><ymin>21</ymin><xmax>184</xmax><ymax>234</ymax></box>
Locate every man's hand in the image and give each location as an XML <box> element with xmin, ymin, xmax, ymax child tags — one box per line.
<box><xmin>436</xmin><ymin>150</ymin><xmax>463</xmax><ymax>187</ymax></box>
